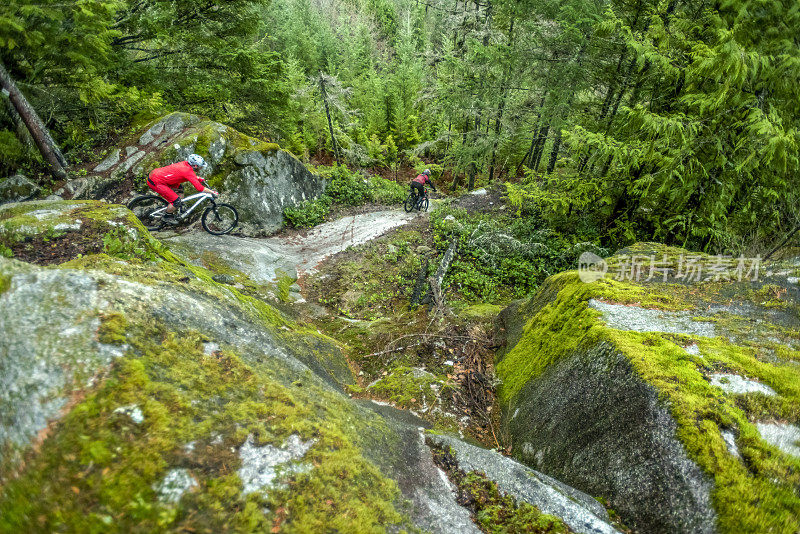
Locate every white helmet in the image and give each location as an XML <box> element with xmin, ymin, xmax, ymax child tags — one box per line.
<box><xmin>186</xmin><ymin>154</ymin><xmax>207</xmax><ymax>169</ymax></box>
<box><xmin>423</xmin><ymin>169</ymin><xmax>431</xmax><ymax>175</ymax></box>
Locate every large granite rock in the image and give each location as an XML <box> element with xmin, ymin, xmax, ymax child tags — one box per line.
<box><xmin>65</xmin><ymin>113</ymin><xmax>325</xmax><ymax>235</ymax></box>
<box><xmin>0</xmin><ymin>201</ymin><xmax>619</xmax><ymax>533</ymax></box>
<box><xmin>0</xmin><ymin>174</ymin><xmax>39</xmax><ymax>205</ymax></box>
<box><xmin>497</xmin><ymin>242</ymin><xmax>800</xmax><ymax>533</ymax></box>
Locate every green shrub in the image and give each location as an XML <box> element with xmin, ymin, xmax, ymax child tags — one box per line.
<box><xmin>319</xmin><ymin>164</ymin><xmax>372</xmax><ymax>206</ymax></box>
<box><xmin>431</xmin><ymin>204</ymin><xmax>607</xmax><ymax>303</ymax></box>
<box><xmin>370</xmin><ymin>176</ymin><xmax>406</xmax><ymax>204</ymax></box>
<box><xmin>284</xmin><ymin>197</ymin><xmax>332</xmax><ymax>228</ymax></box>
<box><xmin>0</xmin><ymin>130</ymin><xmax>28</xmax><ymax>175</ymax></box>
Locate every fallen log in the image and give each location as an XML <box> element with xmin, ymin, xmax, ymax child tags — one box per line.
<box><xmin>428</xmin><ymin>237</ymin><xmax>458</xmax><ymax>316</ymax></box>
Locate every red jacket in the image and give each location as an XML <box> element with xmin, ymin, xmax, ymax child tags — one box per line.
<box><xmin>149</xmin><ymin>161</ymin><xmax>205</xmax><ymax>191</ymax></box>
<box><xmin>412</xmin><ymin>173</ymin><xmax>431</xmax><ymax>185</ymax></box>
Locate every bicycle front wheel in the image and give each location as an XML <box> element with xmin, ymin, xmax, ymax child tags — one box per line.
<box><xmin>128</xmin><ymin>195</ymin><xmax>168</xmax><ymax>231</ymax></box>
<box><xmin>202</xmin><ymin>203</ymin><xmax>238</xmax><ymax>235</ymax></box>
<box><xmin>403</xmin><ymin>194</ymin><xmax>415</xmax><ymax>213</ymax></box>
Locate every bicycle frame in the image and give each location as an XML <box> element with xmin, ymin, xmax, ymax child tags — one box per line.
<box><xmin>151</xmin><ymin>192</ymin><xmax>214</xmax><ymax>218</ymax></box>
<box><xmin>415</xmin><ymin>190</ymin><xmax>429</xmax><ymax>209</ymax></box>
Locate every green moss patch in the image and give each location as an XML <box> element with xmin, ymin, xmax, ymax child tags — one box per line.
<box><xmin>367</xmin><ymin>366</ymin><xmax>455</xmax><ymax>411</ymax></box>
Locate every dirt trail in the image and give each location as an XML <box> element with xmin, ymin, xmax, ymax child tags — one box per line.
<box><xmin>163</xmin><ymin>208</ymin><xmax>422</xmax><ymax>283</ymax></box>
<box><xmin>280</xmin><ymin>209</ymin><xmax>420</xmax><ymax>274</ymax></box>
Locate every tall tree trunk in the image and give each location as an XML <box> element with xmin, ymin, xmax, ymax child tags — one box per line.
<box><xmin>0</xmin><ymin>60</ymin><xmax>68</xmax><ymax>179</ymax></box>
<box><xmin>467</xmin><ymin>161</ymin><xmax>477</xmax><ymax>190</ymax></box>
<box><xmin>546</xmin><ymin>130</ymin><xmax>562</xmax><ymax>175</ymax></box>
<box><xmin>531</xmin><ymin>124</ymin><xmax>550</xmax><ymax>171</ymax></box>
<box><xmin>318</xmin><ymin>73</ymin><xmax>340</xmax><ymax>164</ymax></box>
<box><xmin>489</xmin><ymin>16</ymin><xmax>515</xmax><ymax>182</ymax></box>
<box><xmin>2</xmin><ymin>94</ymin><xmax>34</xmax><ymax>149</ymax></box>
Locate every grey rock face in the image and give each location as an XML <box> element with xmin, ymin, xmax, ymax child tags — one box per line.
<box><xmin>721</xmin><ymin>429</ymin><xmax>740</xmax><ymax>458</ymax></box>
<box><xmin>0</xmin><ymin>256</ymin><xmax>354</xmax><ymax>477</ymax></box>
<box><xmin>93</xmin><ymin>149</ymin><xmax>121</xmax><ymax>172</ymax></box>
<box><xmin>139</xmin><ymin>120</ymin><xmax>165</xmax><ymax>145</ymax></box>
<box><xmin>224</xmin><ymin>149</ymin><xmax>325</xmax><ymax>235</ymax></box>
<box><xmin>589</xmin><ymin>299</ymin><xmax>716</xmax><ymax>337</ymax></box>
<box><xmin>0</xmin><ymin>174</ymin><xmax>39</xmax><ymax>204</ymax></box>
<box><xmin>114</xmin><ymin>149</ymin><xmax>146</xmax><ymax>177</ymax></box>
<box><xmin>429</xmin><ymin>434</ymin><xmax>620</xmax><ymax>534</ymax></box>
<box><xmin>709</xmin><ymin>373</ymin><xmax>777</xmax><ymax>396</ymax></box>
<box><xmin>507</xmin><ymin>342</ymin><xmax>717</xmax><ymax>533</ymax></box>
<box><xmin>0</xmin><ymin>267</ymin><xmax>125</xmax><ymax>468</ymax></box>
<box><xmin>154</xmin><ymin>468</ymin><xmax>197</xmax><ymax>504</ymax></box>
<box><xmin>238</xmin><ymin>434</ymin><xmax>315</xmax><ymax>495</ymax></box>
<box><xmin>164</xmin><ymin>232</ymin><xmax>298</xmax><ymax>284</ymax></box>
<box><xmin>70</xmin><ymin>174</ymin><xmax>125</xmax><ymax>200</ymax></box>
<box><xmin>756</xmin><ymin>422</ymin><xmax>800</xmax><ymax>457</ymax></box>
<box><xmin>355</xmin><ymin>402</ymin><xmax>481</xmax><ymax>534</ymax></box>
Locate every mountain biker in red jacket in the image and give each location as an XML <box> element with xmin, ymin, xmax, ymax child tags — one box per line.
<box><xmin>411</xmin><ymin>169</ymin><xmax>436</xmax><ymax>199</ymax></box>
<box><xmin>147</xmin><ymin>154</ymin><xmax>217</xmax><ymax>224</ymax></box>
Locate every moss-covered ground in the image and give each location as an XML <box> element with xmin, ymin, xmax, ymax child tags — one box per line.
<box><xmin>0</xmin><ymin>316</ymin><xmax>405</xmax><ymax>533</ymax></box>
<box><xmin>497</xmin><ymin>245</ymin><xmax>800</xmax><ymax>532</ymax></box>
<box><xmin>0</xmin><ymin>200</ymin><xmax>173</xmax><ymax>266</ymax></box>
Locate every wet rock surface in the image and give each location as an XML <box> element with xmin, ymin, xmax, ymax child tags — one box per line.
<box><xmin>429</xmin><ymin>434</ymin><xmax>620</xmax><ymax>534</ymax></box>
<box><xmin>1</xmin><ymin>207</ymin><xmax>624</xmax><ymax>533</ymax></box>
<box><xmin>507</xmin><ymin>342</ymin><xmax>716</xmax><ymax>533</ymax></box>
<box><xmin>238</xmin><ymin>434</ymin><xmax>316</xmax><ymax>495</ymax></box>
<box><xmin>708</xmin><ymin>373</ymin><xmax>777</xmax><ymax>396</ymax></box>
<box><xmin>162</xmin><ymin>208</ymin><xmax>419</xmax><ymax>284</ymax></box>
<box><xmin>756</xmin><ymin>422</ymin><xmax>800</xmax><ymax>458</ymax></box>
<box><xmin>589</xmin><ymin>298</ymin><xmax>716</xmax><ymax>337</ymax></box>
<box><xmin>0</xmin><ymin>266</ymin><xmax>125</xmax><ymax>465</ymax></box>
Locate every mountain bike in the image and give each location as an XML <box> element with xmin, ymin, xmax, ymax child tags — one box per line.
<box><xmin>128</xmin><ymin>191</ymin><xmax>238</xmax><ymax>235</ymax></box>
<box><xmin>403</xmin><ymin>189</ymin><xmax>429</xmax><ymax>212</ymax></box>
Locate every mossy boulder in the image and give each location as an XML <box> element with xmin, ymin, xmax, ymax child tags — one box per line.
<box><xmin>0</xmin><ymin>199</ymin><xmax>166</xmax><ymax>265</ymax></box>
<box><xmin>0</xmin><ymin>175</ymin><xmax>39</xmax><ymax>205</ymax></box>
<box><xmin>67</xmin><ymin>112</ymin><xmax>325</xmax><ymax>235</ymax></box>
<box><xmin>497</xmin><ymin>242</ymin><xmax>800</xmax><ymax>533</ymax></box>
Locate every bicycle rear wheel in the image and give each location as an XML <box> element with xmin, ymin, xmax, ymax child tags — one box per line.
<box><xmin>202</xmin><ymin>203</ymin><xmax>238</xmax><ymax>235</ymax></box>
<box><xmin>403</xmin><ymin>193</ymin><xmax>415</xmax><ymax>213</ymax></box>
<box><xmin>420</xmin><ymin>196</ymin><xmax>429</xmax><ymax>212</ymax></box>
<box><xmin>128</xmin><ymin>195</ymin><xmax>168</xmax><ymax>231</ymax></box>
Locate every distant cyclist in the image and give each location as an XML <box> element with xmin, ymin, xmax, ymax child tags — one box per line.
<box><xmin>410</xmin><ymin>169</ymin><xmax>436</xmax><ymax>200</ymax></box>
<box><xmin>147</xmin><ymin>154</ymin><xmax>218</xmax><ymax>224</ymax></box>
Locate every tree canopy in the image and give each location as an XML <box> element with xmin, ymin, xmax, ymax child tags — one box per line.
<box><xmin>2</xmin><ymin>0</ymin><xmax>798</xmax><ymax>253</ymax></box>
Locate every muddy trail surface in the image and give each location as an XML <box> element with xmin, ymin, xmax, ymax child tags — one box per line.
<box><xmin>162</xmin><ymin>208</ymin><xmax>423</xmax><ymax>284</ymax></box>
